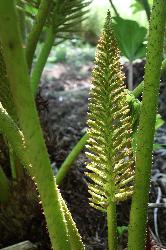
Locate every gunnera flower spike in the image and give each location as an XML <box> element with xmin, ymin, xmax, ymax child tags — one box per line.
<box><xmin>85</xmin><ymin>11</ymin><xmax>135</xmax><ymax>250</ymax></box>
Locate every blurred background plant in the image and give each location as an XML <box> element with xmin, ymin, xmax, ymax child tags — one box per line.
<box><xmin>40</xmin><ymin>0</ymin><xmax>151</xmax><ymax>90</ymax></box>
<box><xmin>46</xmin><ymin>40</ymin><xmax>95</xmax><ymax>68</ymax></box>
<box><xmin>112</xmin><ymin>16</ymin><xmax>147</xmax><ymax>90</ymax></box>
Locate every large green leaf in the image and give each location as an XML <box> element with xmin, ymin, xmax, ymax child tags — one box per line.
<box><xmin>112</xmin><ymin>16</ymin><xmax>147</xmax><ymax>61</ymax></box>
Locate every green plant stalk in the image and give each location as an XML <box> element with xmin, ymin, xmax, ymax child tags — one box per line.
<box><xmin>60</xmin><ymin>193</ymin><xmax>85</xmax><ymax>250</ymax></box>
<box><xmin>56</xmin><ymin>133</ymin><xmax>88</xmax><ymax>185</ymax></box>
<box><xmin>26</xmin><ymin>0</ymin><xmax>52</xmax><ymax>69</ymax></box>
<box><xmin>0</xmin><ymin>165</ymin><xmax>10</xmax><ymax>202</ymax></box>
<box><xmin>128</xmin><ymin>1</ymin><xmax>166</xmax><ymax>249</ymax></box>
<box><xmin>31</xmin><ymin>26</ymin><xmax>55</xmax><ymax>94</ymax></box>
<box><xmin>107</xmin><ymin>202</ymin><xmax>117</xmax><ymax>250</ymax></box>
<box><xmin>0</xmin><ymin>103</ymin><xmax>28</xmax><ymax>167</ymax></box>
<box><xmin>0</xmin><ymin>102</ymin><xmax>84</xmax><ymax>249</ymax></box>
<box><xmin>0</xmin><ymin>43</ymin><xmax>24</xmax><ymax>182</ymax></box>
<box><xmin>0</xmin><ymin>101</ymin><xmax>28</xmax><ymax>182</ymax></box>
<box><xmin>132</xmin><ymin>80</ymin><xmax>144</xmax><ymax>97</ymax></box>
<box><xmin>9</xmin><ymin>143</ymin><xmax>24</xmax><ymax>180</ymax></box>
<box><xmin>0</xmin><ymin>97</ymin><xmax>85</xmax><ymax>248</ymax></box>
<box><xmin>0</xmin><ymin>1</ymin><xmax>70</xmax><ymax>249</ymax></box>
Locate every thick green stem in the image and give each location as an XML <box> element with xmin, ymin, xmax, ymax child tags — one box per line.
<box><xmin>60</xmin><ymin>193</ymin><xmax>85</xmax><ymax>250</ymax></box>
<box><xmin>26</xmin><ymin>0</ymin><xmax>52</xmax><ymax>69</ymax></box>
<box><xmin>128</xmin><ymin>1</ymin><xmax>166</xmax><ymax>250</ymax></box>
<box><xmin>0</xmin><ymin>1</ymin><xmax>70</xmax><ymax>249</ymax></box>
<box><xmin>9</xmin><ymin>143</ymin><xmax>24</xmax><ymax>180</ymax></box>
<box><xmin>132</xmin><ymin>80</ymin><xmax>144</xmax><ymax>98</ymax></box>
<box><xmin>0</xmin><ymin>43</ymin><xmax>24</xmax><ymax>181</ymax></box>
<box><xmin>0</xmin><ymin>102</ymin><xmax>84</xmax><ymax>249</ymax></box>
<box><xmin>56</xmin><ymin>133</ymin><xmax>88</xmax><ymax>185</ymax></box>
<box><xmin>31</xmin><ymin>26</ymin><xmax>54</xmax><ymax>94</ymax></box>
<box><xmin>107</xmin><ymin>202</ymin><xmax>117</xmax><ymax>250</ymax></box>
<box><xmin>0</xmin><ymin>103</ymin><xmax>27</xmax><ymax>168</ymax></box>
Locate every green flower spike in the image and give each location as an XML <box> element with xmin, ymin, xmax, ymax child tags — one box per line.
<box><xmin>86</xmin><ymin>11</ymin><xmax>135</xmax><ymax>250</ymax></box>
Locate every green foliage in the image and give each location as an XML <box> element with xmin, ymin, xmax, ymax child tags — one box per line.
<box><xmin>48</xmin><ymin>43</ymin><xmax>67</xmax><ymax>63</ymax></box>
<box><xmin>48</xmin><ymin>40</ymin><xmax>95</xmax><ymax>67</ymax></box>
<box><xmin>50</xmin><ymin>0</ymin><xmax>90</xmax><ymax>39</ymax></box>
<box><xmin>153</xmin><ymin>114</ymin><xmax>165</xmax><ymax>150</ymax></box>
<box><xmin>135</xmin><ymin>0</ymin><xmax>151</xmax><ymax>19</ymax></box>
<box><xmin>18</xmin><ymin>0</ymin><xmax>39</xmax><ymax>19</ymax></box>
<box><xmin>132</xmin><ymin>0</ymin><xmax>152</xmax><ymax>15</ymax></box>
<box><xmin>117</xmin><ymin>226</ymin><xmax>128</xmax><ymax>236</ymax></box>
<box><xmin>86</xmin><ymin>11</ymin><xmax>135</xmax><ymax>212</ymax></box>
<box><xmin>18</xmin><ymin>0</ymin><xmax>90</xmax><ymax>37</ymax></box>
<box><xmin>112</xmin><ymin>16</ymin><xmax>147</xmax><ymax>61</ymax></box>
<box><xmin>155</xmin><ymin>114</ymin><xmax>164</xmax><ymax>130</ymax></box>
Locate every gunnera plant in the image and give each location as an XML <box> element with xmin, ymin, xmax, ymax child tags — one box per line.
<box><xmin>85</xmin><ymin>11</ymin><xmax>135</xmax><ymax>250</ymax></box>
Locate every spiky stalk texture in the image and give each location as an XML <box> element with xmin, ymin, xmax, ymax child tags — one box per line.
<box><xmin>0</xmin><ymin>1</ymin><xmax>70</xmax><ymax>249</ymax></box>
<box><xmin>86</xmin><ymin>11</ymin><xmax>134</xmax><ymax>249</ymax></box>
<box><xmin>0</xmin><ymin>1</ymin><xmax>85</xmax><ymax>249</ymax></box>
<box><xmin>0</xmin><ymin>101</ymin><xmax>85</xmax><ymax>249</ymax></box>
<box><xmin>128</xmin><ymin>0</ymin><xmax>166</xmax><ymax>249</ymax></box>
<box><xmin>86</xmin><ymin>10</ymin><xmax>134</xmax><ymax>212</ymax></box>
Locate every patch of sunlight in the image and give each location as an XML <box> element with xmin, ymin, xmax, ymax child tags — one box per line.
<box><xmin>91</xmin><ymin>0</ymin><xmax>148</xmax><ymax>28</ymax></box>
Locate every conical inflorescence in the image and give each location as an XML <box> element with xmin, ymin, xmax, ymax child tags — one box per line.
<box><xmin>86</xmin><ymin>11</ymin><xmax>135</xmax><ymax>212</ymax></box>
